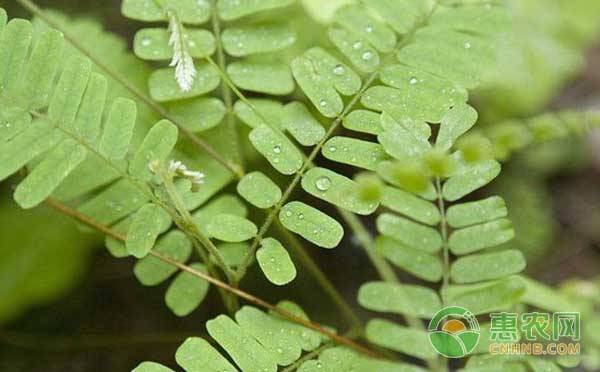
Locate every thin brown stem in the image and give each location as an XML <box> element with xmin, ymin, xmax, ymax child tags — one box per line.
<box><xmin>42</xmin><ymin>198</ymin><xmax>382</xmax><ymax>359</ymax></box>
<box><xmin>435</xmin><ymin>177</ymin><xmax>450</xmax><ymax>305</ymax></box>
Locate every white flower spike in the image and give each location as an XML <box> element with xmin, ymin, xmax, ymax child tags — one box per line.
<box><xmin>167</xmin><ymin>10</ymin><xmax>196</xmax><ymax>92</ymax></box>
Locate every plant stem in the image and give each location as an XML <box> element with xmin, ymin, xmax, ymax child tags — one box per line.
<box><xmin>337</xmin><ymin>208</ymin><xmax>447</xmax><ymax>372</ymax></box>
<box><xmin>16</xmin><ymin>0</ymin><xmax>244</xmax><ymax>179</ymax></box>
<box><xmin>235</xmin><ymin>3</ymin><xmax>441</xmax><ymax>282</ymax></box>
<box><xmin>435</xmin><ymin>177</ymin><xmax>450</xmax><ymax>306</ymax></box>
<box><xmin>43</xmin><ymin>198</ymin><xmax>382</xmax><ymax>359</ymax></box>
<box><xmin>209</xmin><ymin>0</ymin><xmax>244</xmax><ymax>168</ymax></box>
<box><xmin>161</xmin><ymin>174</ymin><xmax>238</xmax><ymax>284</ymax></box>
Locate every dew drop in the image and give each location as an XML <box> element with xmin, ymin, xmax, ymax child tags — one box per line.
<box><xmin>298</xmin><ymin>213</ymin><xmax>305</xmax><ymax>220</ymax></box>
<box><xmin>464</xmin><ymin>42</ymin><xmax>472</xmax><ymax>49</ymax></box>
<box><xmin>141</xmin><ymin>38</ymin><xmax>151</xmax><ymax>46</ymax></box>
<box><xmin>285</xmin><ymin>211</ymin><xmax>293</xmax><ymax>217</ymax></box>
<box><xmin>409</xmin><ymin>77</ymin><xmax>418</xmax><ymax>85</ymax></box>
<box><xmin>315</xmin><ymin>176</ymin><xmax>332</xmax><ymax>191</ymax></box>
<box><xmin>332</xmin><ymin>64</ymin><xmax>345</xmax><ymax>75</ymax></box>
<box><xmin>352</xmin><ymin>41</ymin><xmax>363</xmax><ymax>50</ymax></box>
<box><xmin>319</xmin><ymin>99</ymin><xmax>328</xmax><ymax>107</ymax></box>
<box><xmin>366</xmin><ymin>25</ymin><xmax>374</xmax><ymax>33</ymax></box>
<box><xmin>273</xmin><ymin>145</ymin><xmax>281</xmax><ymax>154</ymax></box>
<box><xmin>362</xmin><ymin>51</ymin><xmax>374</xmax><ymax>61</ymax></box>
<box><xmin>328</xmin><ymin>145</ymin><xmax>337</xmax><ymax>153</ymax></box>
<box><xmin>188</xmin><ymin>40</ymin><xmax>196</xmax><ymax>47</ymax></box>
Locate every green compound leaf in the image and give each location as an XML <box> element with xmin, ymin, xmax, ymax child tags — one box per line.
<box><xmin>366</xmin><ymin>319</ymin><xmax>437</xmax><ymax>360</ymax></box>
<box><xmin>131</xmin><ymin>361</ymin><xmax>174</xmax><ymax>372</ymax></box>
<box><xmin>431</xmin><ymin>4</ymin><xmax>511</xmax><ymax>35</ymax></box>
<box><xmin>234</xmin><ymin>99</ymin><xmax>283</xmax><ymax>128</ymax></box>
<box><xmin>376</xmin><ymin>213</ymin><xmax>442</xmax><ymax>254</ymax></box>
<box><xmin>372</xmin><ymin>65</ymin><xmax>468</xmax><ymax>123</ymax></box>
<box><xmin>206</xmin><ymin>214</ymin><xmax>258</xmax><ymax>242</ymax></box>
<box><xmin>297</xmin><ymin>346</ymin><xmax>425</xmax><ymax>372</ymax></box>
<box><xmin>0</xmin><ymin>102</ymin><xmax>32</xmax><ymax>144</ymax></box>
<box><xmin>14</xmin><ymin>139</ymin><xmax>86</xmax><ymax>209</ymax></box>
<box><xmin>376</xmin><ymin>161</ymin><xmax>437</xmax><ymax>201</ymax></box>
<box><xmin>21</xmin><ymin>29</ymin><xmax>64</xmax><ymax>110</ymax></box>
<box><xmin>72</xmin><ymin>73</ymin><xmax>107</xmax><ymax>142</ymax></box>
<box><xmin>218</xmin><ymin>0</ymin><xmax>294</xmax><ymax>21</ymax></box>
<box><xmin>175</xmin><ymin>337</ymin><xmax>237</xmax><ymax>372</ymax></box>
<box><xmin>133</xmin><ymin>28</ymin><xmax>215</xmax><ymax>61</ymax></box>
<box><xmin>129</xmin><ymin>120</ymin><xmax>178</xmax><ymax>180</ymax></box>
<box><xmin>378</xmin><ymin>112</ymin><xmax>431</xmax><ymax>160</ymax></box>
<box><xmin>165</xmin><ymin>263</ymin><xmax>210</xmax><ymax>317</ymax></box>
<box><xmin>322</xmin><ymin>136</ymin><xmax>390</xmax><ymax>171</ymax></box>
<box><xmin>301</xmin><ymin>167</ymin><xmax>379</xmax><ymax>215</ymax></box>
<box><xmin>237</xmin><ymin>171</ymin><xmax>282</xmax><ymax>209</ymax></box>
<box><xmin>235</xmin><ymin>306</ymin><xmax>305</xmax><ymax>365</ymax></box>
<box><xmin>269</xmin><ymin>301</ymin><xmax>322</xmax><ymax>352</ymax></box>
<box><xmin>450</xmin><ymin>249</ymin><xmax>526</xmax><ymax>284</ymax></box>
<box><xmin>79</xmin><ymin>179</ymin><xmax>147</xmax><ymax>226</ymax></box>
<box><xmin>328</xmin><ymin>27</ymin><xmax>380</xmax><ymax>73</ymax></box>
<box><xmin>148</xmin><ymin>63</ymin><xmax>220</xmax><ymax>102</ymax></box>
<box><xmin>256</xmin><ymin>238</ymin><xmax>297</xmax><ymax>286</ymax></box>
<box><xmin>121</xmin><ymin>0</ymin><xmax>211</xmax><ymax>24</ymax></box>
<box><xmin>443</xmin><ymin>157</ymin><xmax>502</xmax><ymax>202</ymax></box>
<box><xmin>193</xmin><ymin>194</ymin><xmax>248</xmax><ymax>234</ymax></box>
<box><xmin>126</xmin><ymin>203</ymin><xmax>169</xmax><ymax>258</ymax></box>
<box><xmin>222</xmin><ymin>22</ymin><xmax>296</xmax><ymax>57</ymax></box>
<box><xmin>282</xmin><ymin>102</ymin><xmax>325</xmax><ymax>147</ymax></box>
<box><xmin>0</xmin><ymin>19</ymin><xmax>32</xmax><ymax>93</ymax></box>
<box><xmin>0</xmin><ymin>121</ymin><xmax>61</xmax><ymax>182</ymax></box>
<box><xmin>380</xmin><ymin>186</ymin><xmax>440</xmax><ymax>226</ymax></box>
<box><xmin>362</xmin><ymin>0</ymin><xmax>426</xmax><ymax>34</ymax></box>
<box><xmin>527</xmin><ymin>359</ymin><xmax>562</xmax><ymax>372</ymax></box>
<box><xmin>279</xmin><ymin>201</ymin><xmax>344</xmax><ymax>249</ymax></box>
<box><xmin>449</xmin><ymin>218</ymin><xmax>515</xmax><ymax>255</ymax></box>
<box><xmin>436</xmin><ymin>103</ymin><xmax>478</xmax><ymax>151</ymax></box>
<box><xmin>446</xmin><ymin>196</ymin><xmax>508</xmax><ymax>228</ymax></box>
<box><xmin>134</xmin><ymin>231</ymin><xmax>192</xmax><ymax>286</ymax></box>
<box><xmin>343</xmin><ymin>110</ymin><xmax>382</xmax><ymax>135</ymax></box>
<box><xmin>358</xmin><ymin>281</ymin><xmax>442</xmax><ymax>318</ymax></box>
<box><xmin>249</xmin><ymin>124</ymin><xmax>303</xmax><ymax>175</ymax></box>
<box><xmin>50</xmin><ymin>155</ymin><xmax>120</xmax><ymax>201</ymax></box>
<box><xmin>334</xmin><ymin>5</ymin><xmax>396</xmax><ymax>53</ymax></box>
<box><xmin>215</xmin><ymin>243</ymin><xmax>250</xmax><ymax>269</ymax></box>
<box><xmin>446</xmin><ymin>276</ymin><xmax>526</xmax><ymax>315</ymax></box>
<box><xmin>397</xmin><ymin>28</ymin><xmax>494</xmax><ymax>89</ymax></box>
<box><xmin>292</xmin><ymin>47</ymin><xmax>361</xmax><ymax>118</ymax></box>
<box><xmin>48</xmin><ymin>55</ymin><xmax>91</xmax><ymax>126</ymax></box>
<box><xmin>376</xmin><ymin>236</ymin><xmax>443</xmax><ymax>283</ymax></box>
<box><xmin>206</xmin><ymin>314</ymin><xmax>278</xmax><ymax>372</ymax></box>
<box><xmin>99</xmin><ymin>97</ymin><xmax>137</xmax><ymax>160</ymax></box>
<box><xmin>520</xmin><ymin>277</ymin><xmax>573</xmax><ymax>313</ymax></box>
<box><xmin>227</xmin><ymin>61</ymin><xmax>294</xmax><ymax>95</ymax></box>
<box><xmin>166</xmin><ymin>97</ymin><xmax>225</xmax><ymax>132</ymax></box>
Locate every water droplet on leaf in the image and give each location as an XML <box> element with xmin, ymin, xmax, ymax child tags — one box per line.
<box><xmin>333</xmin><ymin>65</ymin><xmax>345</xmax><ymax>75</ymax></box>
<box><xmin>315</xmin><ymin>176</ymin><xmax>332</xmax><ymax>191</ymax></box>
